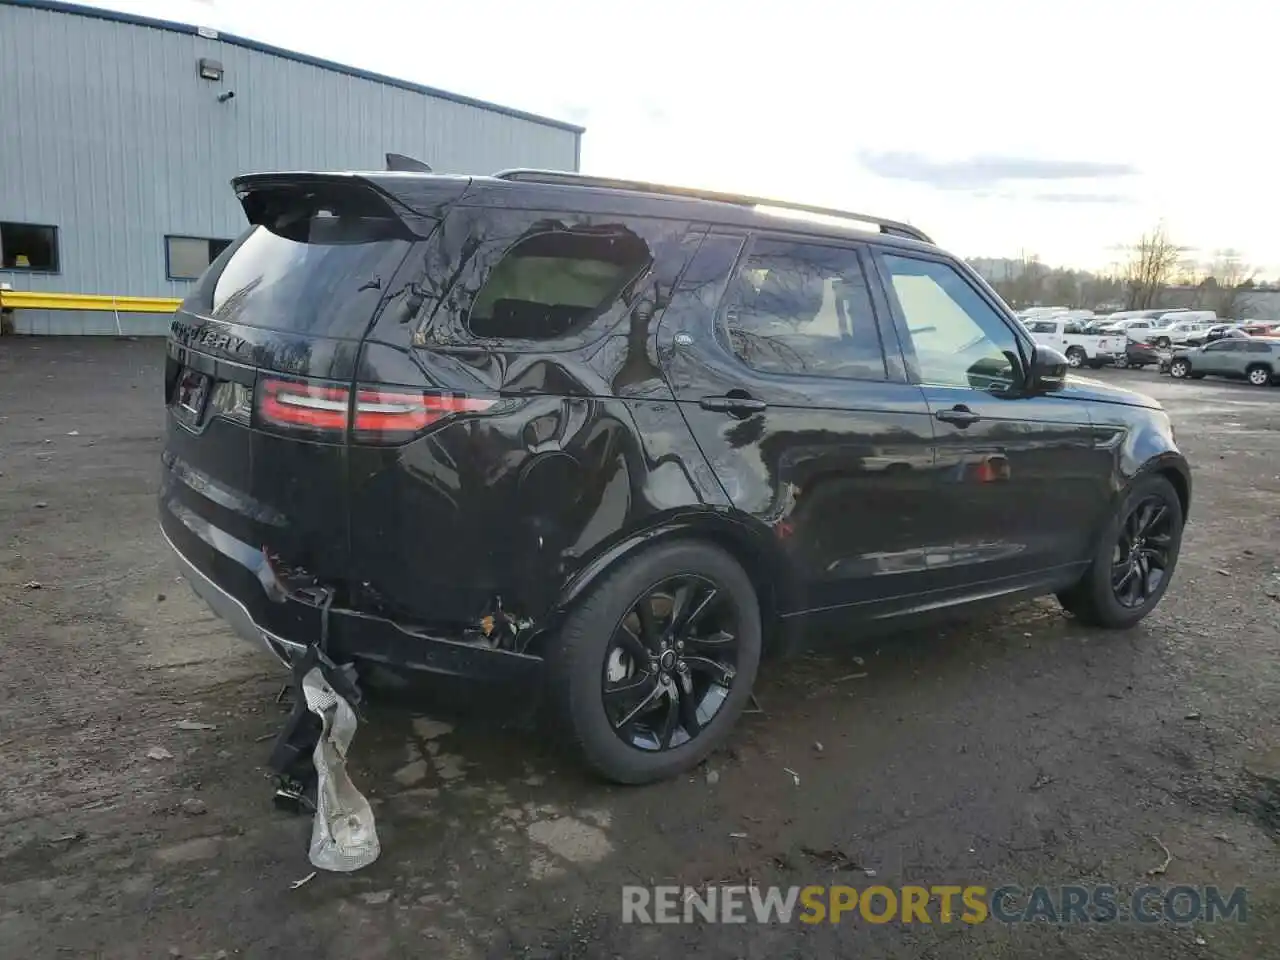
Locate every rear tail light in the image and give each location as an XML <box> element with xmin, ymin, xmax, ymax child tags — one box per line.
<box><xmin>256</xmin><ymin>376</ymin><xmax>495</xmax><ymax>444</ymax></box>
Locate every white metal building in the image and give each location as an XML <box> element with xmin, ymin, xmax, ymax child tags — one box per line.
<box><xmin>0</xmin><ymin>0</ymin><xmax>583</xmax><ymax>334</ymax></box>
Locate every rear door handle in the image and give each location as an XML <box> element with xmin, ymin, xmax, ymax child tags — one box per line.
<box><xmin>935</xmin><ymin>405</ymin><xmax>981</xmax><ymax>427</ymax></box>
<box><xmin>700</xmin><ymin>394</ymin><xmax>767</xmax><ymax>416</ymax></box>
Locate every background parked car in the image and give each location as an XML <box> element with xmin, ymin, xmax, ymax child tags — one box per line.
<box><xmin>1168</xmin><ymin>338</ymin><xmax>1280</xmax><ymax>386</ymax></box>
<box><xmin>1116</xmin><ymin>339</ymin><xmax>1162</xmax><ymax>369</ymax></box>
<box><xmin>1131</xmin><ymin>318</ymin><xmax>1218</xmax><ymax>349</ymax></box>
<box><xmin>1184</xmin><ymin>323</ymin><xmax>1247</xmax><ymax>347</ymax></box>
<box><xmin>1022</xmin><ymin>317</ymin><xmax>1124</xmax><ymax>368</ymax></box>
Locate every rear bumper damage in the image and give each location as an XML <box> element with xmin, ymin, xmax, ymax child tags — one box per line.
<box><xmin>159</xmin><ymin>510</ymin><xmax>544</xmax><ymax>686</ymax></box>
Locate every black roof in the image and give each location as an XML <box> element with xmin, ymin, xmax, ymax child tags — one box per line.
<box><xmin>234</xmin><ymin>168</ymin><xmax>939</xmax><ymax>254</ymax></box>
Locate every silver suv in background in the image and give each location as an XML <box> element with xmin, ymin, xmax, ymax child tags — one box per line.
<box><xmin>1169</xmin><ymin>338</ymin><xmax>1280</xmax><ymax>387</ymax></box>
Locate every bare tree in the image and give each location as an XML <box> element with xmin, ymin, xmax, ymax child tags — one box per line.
<box><xmin>1122</xmin><ymin>223</ymin><xmax>1182</xmax><ymax>310</ymax></box>
<box><xmin>1200</xmin><ymin>249</ymin><xmax>1258</xmax><ymax>319</ymax></box>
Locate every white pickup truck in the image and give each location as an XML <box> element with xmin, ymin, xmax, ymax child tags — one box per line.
<box><xmin>1127</xmin><ymin>317</ymin><xmax>1217</xmax><ymax>349</ymax></box>
<box><xmin>1021</xmin><ymin>318</ymin><xmax>1125</xmax><ymax>368</ymax></box>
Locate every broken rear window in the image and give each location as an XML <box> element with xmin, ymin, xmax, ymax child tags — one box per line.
<box><xmin>467</xmin><ymin>230</ymin><xmax>650</xmax><ymax>341</ymax></box>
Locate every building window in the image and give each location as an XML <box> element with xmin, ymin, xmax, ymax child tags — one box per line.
<box><xmin>1</xmin><ymin>222</ymin><xmax>59</xmax><ymax>272</ymax></box>
<box><xmin>166</xmin><ymin>235</ymin><xmax>233</xmax><ymax>281</ymax></box>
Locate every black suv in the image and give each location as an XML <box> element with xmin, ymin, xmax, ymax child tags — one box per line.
<box><xmin>161</xmin><ymin>169</ymin><xmax>1191</xmax><ymax>783</ymax></box>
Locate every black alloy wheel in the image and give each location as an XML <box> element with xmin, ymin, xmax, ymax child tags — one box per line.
<box><xmin>1056</xmin><ymin>473</ymin><xmax>1184</xmax><ymax>628</ymax></box>
<box><xmin>602</xmin><ymin>575</ymin><xmax>738</xmax><ymax>752</ymax></box>
<box><xmin>1111</xmin><ymin>497</ymin><xmax>1175</xmax><ymax>608</ymax></box>
<box><xmin>547</xmin><ymin>541</ymin><xmax>762</xmax><ymax>783</ymax></box>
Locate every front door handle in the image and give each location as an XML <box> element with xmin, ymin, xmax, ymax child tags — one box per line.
<box><xmin>700</xmin><ymin>393</ymin><xmax>767</xmax><ymax>417</ymax></box>
<box><xmin>935</xmin><ymin>405</ymin><xmax>981</xmax><ymax>427</ymax></box>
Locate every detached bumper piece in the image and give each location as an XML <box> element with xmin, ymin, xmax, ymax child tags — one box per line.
<box><xmin>267</xmin><ymin>645</ymin><xmax>380</xmax><ymax>872</ymax></box>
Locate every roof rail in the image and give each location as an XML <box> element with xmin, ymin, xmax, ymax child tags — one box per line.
<box><xmin>491</xmin><ymin>169</ymin><xmax>932</xmax><ymax>244</ymax></box>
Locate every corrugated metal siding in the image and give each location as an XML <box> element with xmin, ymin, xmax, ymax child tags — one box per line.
<box><xmin>0</xmin><ymin>3</ymin><xmax>579</xmax><ymax>332</ymax></box>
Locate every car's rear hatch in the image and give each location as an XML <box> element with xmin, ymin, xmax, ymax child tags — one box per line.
<box><xmin>159</xmin><ymin>173</ymin><xmax>465</xmax><ymax>642</ymax></box>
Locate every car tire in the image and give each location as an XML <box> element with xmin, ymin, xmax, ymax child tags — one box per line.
<box><xmin>545</xmin><ymin>540</ymin><xmax>762</xmax><ymax>784</ymax></box>
<box><xmin>1246</xmin><ymin>364</ymin><xmax>1272</xmax><ymax>387</ymax></box>
<box><xmin>1169</xmin><ymin>359</ymin><xmax>1190</xmax><ymax>379</ymax></box>
<box><xmin>1114</xmin><ymin>357</ymin><xmax>1130</xmax><ymax>369</ymax></box>
<box><xmin>1057</xmin><ymin>474</ymin><xmax>1184</xmax><ymax>629</ymax></box>
<box><xmin>1065</xmin><ymin>347</ymin><xmax>1086</xmax><ymax>369</ymax></box>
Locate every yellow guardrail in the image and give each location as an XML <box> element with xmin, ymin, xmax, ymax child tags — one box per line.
<box><xmin>0</xmin><ymin>291</ymin><xmax>182</xmax><ymax>313</ymax></box>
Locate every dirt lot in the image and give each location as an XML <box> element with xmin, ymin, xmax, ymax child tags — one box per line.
<box><xmin>2</xmin><ymin>336</ymin><xmax>1278</xmax><ymax>959</ymax></box>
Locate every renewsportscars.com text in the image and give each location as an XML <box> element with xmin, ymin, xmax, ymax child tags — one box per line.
<box><xmin>622</xmin><ymin>884</ymin><xmax>1248</xmax><ymax>925</ymax></box>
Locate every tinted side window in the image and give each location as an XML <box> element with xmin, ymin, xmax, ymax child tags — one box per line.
<box><xmin>720</xmin><ymin>239</ymin><xmax>886</xmax><ymax>380</ymax></box>
<box><xmin>1247</xmin><ymin>341</ymin><xmax>1272</xmax><ymax>353</ymax></box>
<box><xmin>881</xmin><ymin>254</ymin><xmax>1022</xmax><ymax>393</ymax></box>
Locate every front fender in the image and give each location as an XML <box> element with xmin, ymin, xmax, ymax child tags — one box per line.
<box><xmin>1095</xmin><ymin>403</ymin><xmax>1192</xmax><ymax>527</ymax></box>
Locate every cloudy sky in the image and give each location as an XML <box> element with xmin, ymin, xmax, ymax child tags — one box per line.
<box><xmin>92</xmin><ymin>0</ymin><xmax>1278</xmax><ymax>275</ymax></box>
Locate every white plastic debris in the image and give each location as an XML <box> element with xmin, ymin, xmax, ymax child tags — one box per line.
<box><xmin>302</xmin><ymin>666</ymin><xmax>380</xmax><ymax>872</ymax></box>
<box><xmin>174</xmin><ymin>720</ymin><xmax>217</xmax><ymax>731</ymax></box>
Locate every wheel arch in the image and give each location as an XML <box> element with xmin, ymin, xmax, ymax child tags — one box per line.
<box><xmin>528</xmin><ymin>511</ymin><xmax>800</xmax><ymax>659</ymax></box>
<box><xmin>1133</xmin><ymin>453</ymin><xmax>1192</xmax><ymax>524</ymax></box>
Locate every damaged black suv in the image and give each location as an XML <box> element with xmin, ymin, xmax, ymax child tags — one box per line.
<box><xmin>161</xmin><ymin>169</ymin><xmax>1191</xmax><ymax>783</ymax></box>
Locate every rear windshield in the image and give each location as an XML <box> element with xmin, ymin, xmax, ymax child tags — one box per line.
<box><xmin>204</xmin><ymin>225</ymin><xmax>411</xmax><ymax>337</ymax></box>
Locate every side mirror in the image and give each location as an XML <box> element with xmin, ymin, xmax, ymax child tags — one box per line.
<box><xmin>1026</xmin><ymin>344</ymin><xmax>1068</xmax><ymax>394</ymax></box>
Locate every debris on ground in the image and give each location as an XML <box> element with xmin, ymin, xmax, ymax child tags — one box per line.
<box><xmin>863</xmin><ymin>867</ymin><xmax>877</xmax><ymax>878</ymax></box>
<box><xmin>180</xmin><ymin>798</ymin><xmax>207</xmax><ymax>816</ymax></box>
<box><xmin>174</xmin><ymin>720</ymin><xmax>217</xmax><ymax>731</ymax></box>
<box><xmin>22</xmin><ymin>581</ymin><xmax>41</xmax><ymax>590</ymax></box>
<box><xmin>705</xmin><ymin>769</ymin><xmax>720</xmax><ymax>786</ymax></box>
<box><xmin>290</xmin><ymin>871</ymin><xmax>317</xmax><ymax>890</ymax></box>
<box><xmin>783</xmin><ymin>767</ymin><xmax>800</xmax><ymax>786</ymax></box>
<box><xmin>1216</xmin><ymin>569</ymin><xmax>1231</xmax><ymax>577</ymax></box>
<box><xmin>67</xmin><ymin>430</ymin><xmax>79</xmax><ymax>436</ymax></box>
<box><xmin>1030</xmin><ymin>773</ymin><xmax>1054</xmax><ymax>791</ymax></box>
<box><xmin>48</xmin><ymin>831</ymin><xmax>84</xmax><ymax>844</ymax></box>
<box><xmin>146</xmin><ymin>746</ymin><xmax>174</xmax><ymax>761</ymax></box>
<box><xmin>833</xmin><ymin>672</ymin><xmax>867</xmax><ymax>683</ymax></box>
<box><xmin>1147</xmin><ymin>835</ymin><xmax>1173</xmax><ymax>876</ymax></box>
<box><xmin>34</xmin><ymin>501</ymin><xmax>47</xmax><ymax>508</ymax></box>
<box><xmin>728</xmin><ymin>832</ymin><xmax>748</xmax><ymax>840</ymax></box>
<box><xmin>799</xmin><ymin>846</ymin><xmax>858</xmax><ymax>871</ymax></box>
<box><xmin>360</xmin><ymin>890</ymin><xmax>393</xmax><ymax>905</ymax></box>
<box><xmin>814</xmin><ymin>742</ymin><xmax>824</xmax><ymax>754</ymax></box>
<box><xmin>1185</xmin><ymin>711</ymin><xmax>1202</xmax><ymax>721</ymax></box>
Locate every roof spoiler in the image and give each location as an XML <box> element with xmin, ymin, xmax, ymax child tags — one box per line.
<box><xmin>231</xmin><ymin>172</ymin><xmax>470</xmax><ymax>233</ymax></box>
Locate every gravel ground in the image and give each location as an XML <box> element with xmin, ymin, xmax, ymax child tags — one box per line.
<box><xmin>1</xmin><ymin>336</ymin><xmax>1278</xmax><ymax>960</ymax></box>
